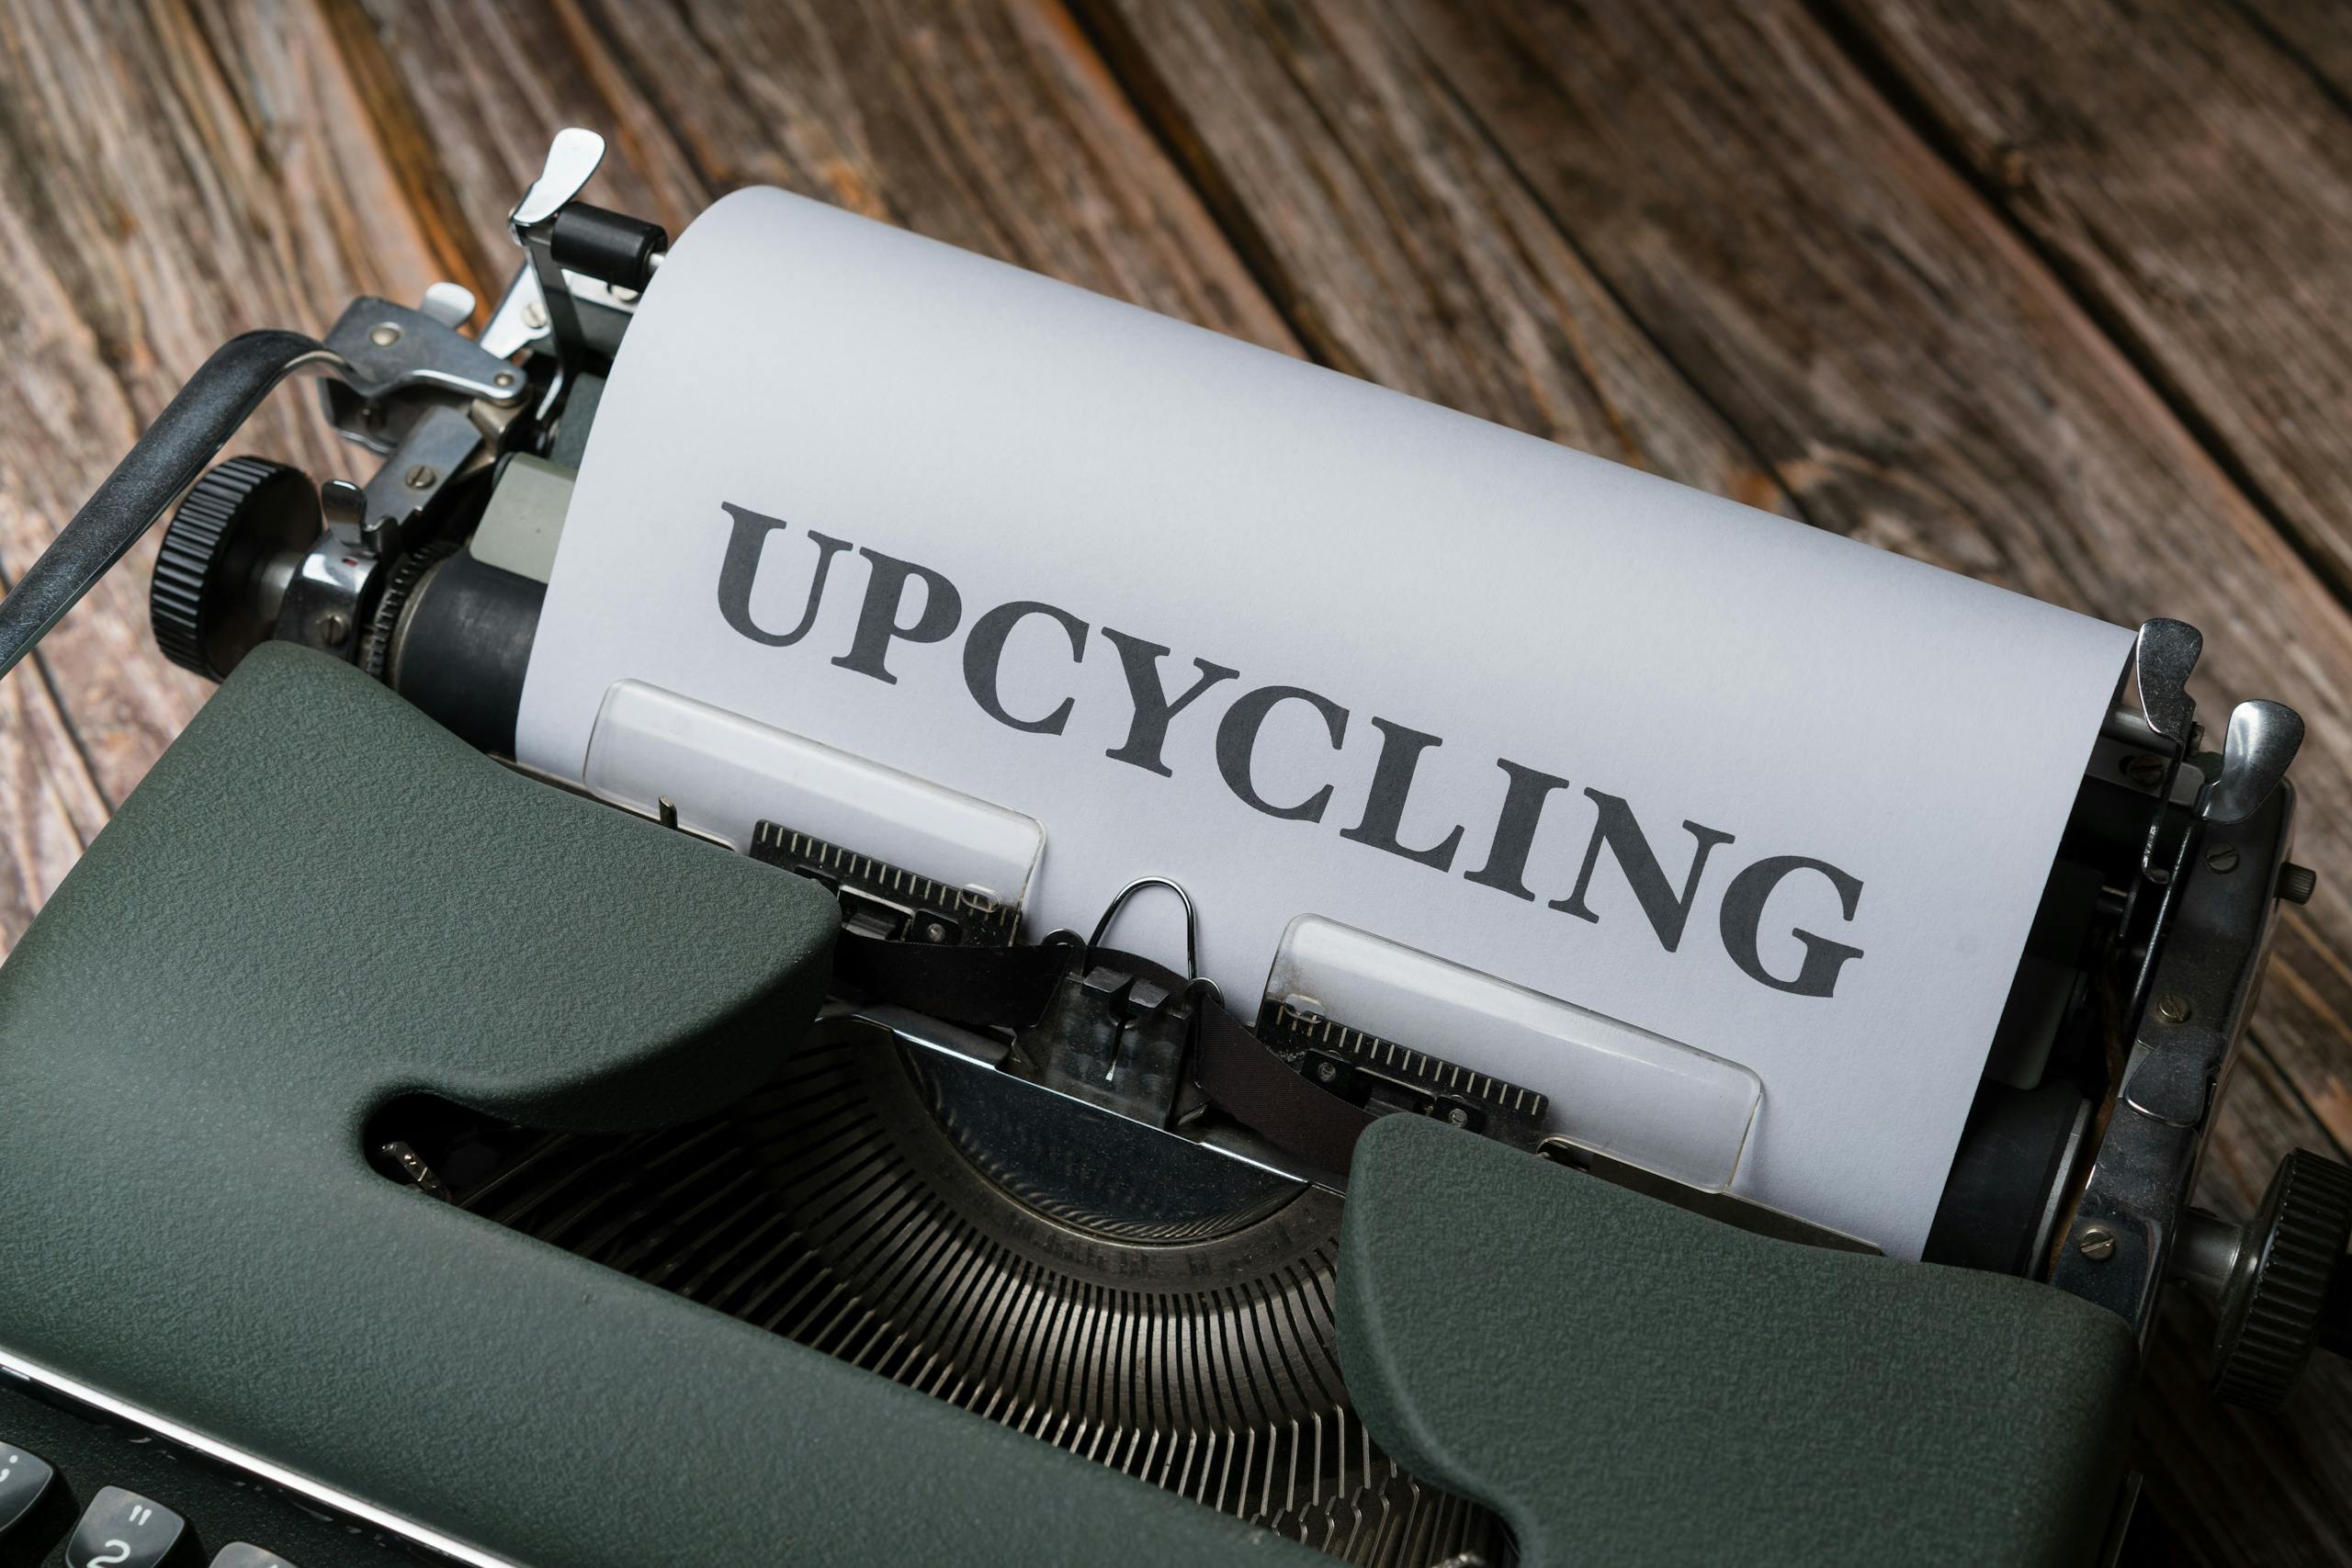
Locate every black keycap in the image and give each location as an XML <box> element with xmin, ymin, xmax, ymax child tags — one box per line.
<box><xmin>209</xmin><ymin>1546</ymin><xmax>298</xmax><ymax>1568</ymax></box>
<box><xmin>65</xmin><ymin>1485</ymin><xmax>185</xmax><ymax>1568</ymax></box>
<box><xmin>0</xmin><ymin>1442</ymin><xmax>51</xmax><ymax>1534</ymax></box>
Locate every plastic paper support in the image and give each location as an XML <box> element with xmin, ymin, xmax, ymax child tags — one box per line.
<box><xmin>583</xmin><ymin>681</ymin><xmax>1043</xmax><ymax>908</ymax></box>
<box><xmin>1263</xmin><ymin>915</ymin><xmax>1761</xmax><ymax>1191</ymax></box>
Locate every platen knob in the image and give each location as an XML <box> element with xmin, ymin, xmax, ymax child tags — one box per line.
<box><xmin>150</xmin><ymin>456</ymin><xmax>322</xmax><ymax>680</ymax></box>
<box><xmin>2211</xmin><ymin>1148</ymin><xmax>2352</xmax><ymax>1410</ymax></box>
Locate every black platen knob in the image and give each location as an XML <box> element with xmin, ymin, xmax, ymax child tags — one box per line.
<box><xmin>150</xmin><ymin>456</ymin><xmax>321</xmax><ymax>680</ymax></box>
<box><xmin>2211</xmin><ymin>1148</ymin><xmax>2352</xmax><ymax>1410</ymax></box>
<box><xmin>551</xmin><ymin>203</ymin><xmax>667</xmax><ymax>292</ymax></box>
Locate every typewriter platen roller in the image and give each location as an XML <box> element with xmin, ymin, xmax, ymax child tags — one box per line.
<box><xmin>0</xmin><ymin>130</ymin><xmax>2341</xmax><ymax>1567</ymax></box>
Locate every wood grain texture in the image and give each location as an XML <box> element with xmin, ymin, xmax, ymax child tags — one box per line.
<box><xmin>1829</xmin><ymin>0</ymin><xmax>2352</xmax><ymax>601</ymax></box>
<box><xmin>2238</xmin><ymin>0</ymin><xmax>2352</xmax><ymax>109</ymax></box>
<box><xmin>344</xmin><ymin>0</ymin><xmax>1295</xmax><ymax>352</ymax></box>
<box><xmin>1076</xmin><ymin>0</ymin><xmax>1796</xmax><ymax>510</ymax></box>
<box><xmin>1</xmin><ymin>0</ymin><xmax>2349</xmax><ymax>1559</ymax></box>
<box><xmin>0</xmin><ymin>0</ymin><xmax>447</xmax><ymax>847</ymax></box>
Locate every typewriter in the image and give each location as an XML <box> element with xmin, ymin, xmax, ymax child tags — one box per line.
<box><xmin>0</xmin><ymin>130</ymin><xmax>2344</xmax><ymax>1568</ymax></box>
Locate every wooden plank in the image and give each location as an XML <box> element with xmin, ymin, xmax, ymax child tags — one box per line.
<box><xmin>2238</xmin><ymin>0</ymin><xmax>2352</xmax><ymax>109</ymax></box>
<box><xmin>1080</xmin><ymin>2</ymin><xmax>2352</xmax><ymax>1557</ymax></box>
<box><xmin>1826</xmin><ymin>0</ymin><xmax>2352</xmax><ymax>602</ymax></box>
<box><xmin>326</xmin><ymin>0</ymin><xmax>690</xmax><ymax>302</ymax></box>
<box><xmin>0</xmin><ymin>158</ymin><xmax>137</xmax><ymax>862</ymax></box>
<box><xmin>339</xmin><ymin>0</ymin><xmax>1296</xmax><ymax>353</ymax></box>
<box><xmin>1076</xmin><ymin>0</ymin><xmax>1795</xmax><ymax>504</ymax></box>
<box><xmin>2253</xmin><ymin>913</ymin><xmax>2352</xmax><ymax>1153</ymax></box>
<box><xmin>0</xmin><ymin>0</ymin><xmax>451</xmax><ymax>897</ymax></box>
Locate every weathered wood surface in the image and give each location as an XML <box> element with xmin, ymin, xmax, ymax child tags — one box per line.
<box><xmin>2239</xmin><ymin>0</ymin><xmax>2352</xmax><ymax>109</ymax></box>
<box><xmin>1830</xmin><ymin>0</ymin><xmax>2352</xmax><ymax>603</ymax></box>
<box><xmin>1</xmin><ymin>0</ymin><xmax>2348</xmax><ymax>1560</ymax></box>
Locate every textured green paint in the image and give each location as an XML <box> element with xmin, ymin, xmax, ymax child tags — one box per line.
<box><xmin>0</xmin><ymin>645</ymin><xmax>1313</xmax><ymax>1567</ymax></box>
<box><xmin>1337</xmin><ymin>1115</ymin><xmax>2139</xmax><ymax>1567</ymax></box>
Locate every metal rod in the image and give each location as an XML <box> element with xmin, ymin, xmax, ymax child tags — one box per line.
<box><xmin>0</xmin><ymin>330</ymin><xmax>348</xmax><ymax>679</ymax></box>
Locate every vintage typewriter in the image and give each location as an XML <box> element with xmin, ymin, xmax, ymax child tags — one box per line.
<box><xmin>0</xmin><ymin>130</ymin><xmax>2345</xmax><ymax>1568</ymax></box>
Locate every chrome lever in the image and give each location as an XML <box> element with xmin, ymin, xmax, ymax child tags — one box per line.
<box><xmin>509</xmin><ymin>127</ymin><xmax>606</xmax><ymax>234</ymax></box>
<box><xmin>2205</xmin><ymin>699</ymin><xmax>2304</xmax><ymax>825</ymax></box>
<box><xmin>2133</xmin><ymin>617</ymin><xmax>2201</xmax><ymax>748</ymax></box>
<box><xmin>508</xmin><ymin>130</ymin><xmax>609</xmax><ymax>380</ymax></box>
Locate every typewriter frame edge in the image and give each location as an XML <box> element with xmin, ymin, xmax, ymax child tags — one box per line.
<box><xmin>2052</xmin><ymin>775</ymin><xmax>2297</xmax><ymax>1338</ymax></box>
<box><xmin>0</xmin><ymin>1348</ymin><xmax>518</xmax><ymax>1568</ymax></box>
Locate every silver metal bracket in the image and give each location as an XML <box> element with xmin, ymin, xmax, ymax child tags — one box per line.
<box><xmin>319</xmin><ymin>296</ymin><xmax>524</xmax><ymax>454</ymax></box>
<box><xmin>2133</xmin><ymin>617</ymin><xmax>2201</xmax><ymax>748</ymax></box>
<box><xmin>507</xmin><ymin>129</ymin><xmax>607</xmax><ymax>381</ymax></box>
<box><xmin>2050</xmin><ymin>778</ymin><xmax>2295</xmax><ymax>1337</ymax></box>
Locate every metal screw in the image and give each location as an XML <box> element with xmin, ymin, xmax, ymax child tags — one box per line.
<box><xmin>2206</xmin><ymin>844</ymin><xmax>2242</xmax><ymax>874</ymax></box>
<box><xmin>377</xmin><ymin>1140</ymin><xmax>449</xmax><ymax>1201</ymax></box>
<box><xmin>522</xmin><ymin>300</ymin><xmax>548</xmax><ymax>331</ymax></box>
<box><xmin>404</xmin><ymin>465</ymin><xmax>438</xmax><ymax>491</ymax></box>
<box><xmin>2123</xmin><ymin>754</ymin><xmax>2167</xmax><ymax>788</ymax></box>
<box><xmin>2077</xmin><ymin>1226</ymin><xmax>2117</xmax><ymax>1262</ymax></box>
<box><xmin>2155</xmin><ymin>994</ymin><xmax>2193</xmax><ymax>1025</ymax></box>
<box><xmin>1445</xmin><ymin>1107</ymin><xmax>1470</xmax><ymax>1128</ymax></box>
<box><xmin>922</xmin><ymin>921</ymin><xmax>948</xmax><ymax>943</ymax></box>
<box><xmin>1316</xmin><ymin>1061</ymin><xmax>1339</xmax><ymax>1083</ymax></box>
<box><xmin>368</xmin><ymin>322</ymin><xmax>401</xmax><ymax>347</ymax></box>
<box><xmin>493</xmin><ymin>370</ymin><xmax>517</xmax><ymax>389</ymax></box>
<box><xmin>317</xmin><ymin>612</ymin><xmax>351</xmax><ymax>646</ymax></box>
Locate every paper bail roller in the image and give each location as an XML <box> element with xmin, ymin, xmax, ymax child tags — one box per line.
<box><xmin>582</xmin><ymin>681</ymin><xmax>1043</xmax><ymax>938</ymax></box>
<box><xmin>1261</xmin><ymin>915</ymin><xmax>1761</xmax><ymax>1193</ymax></box>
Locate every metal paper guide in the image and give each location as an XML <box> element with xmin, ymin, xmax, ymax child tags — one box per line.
<box><xmin>515</xmin><ymin>186</ymin><xmax>2134</xmax><ymax>1256</ymax></box>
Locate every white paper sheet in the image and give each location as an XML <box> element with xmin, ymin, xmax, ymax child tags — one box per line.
<box><xmin>517</xmin><ymin>187</ymin><xmax>2133</xmax><ymax>1255</ymax></box>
